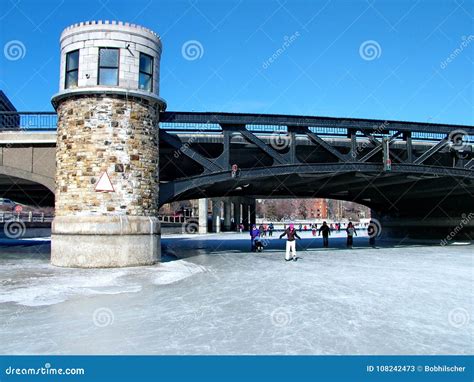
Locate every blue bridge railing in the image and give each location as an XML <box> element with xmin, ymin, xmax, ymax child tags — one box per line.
<box><xmin>0</xmin><ymin>111</ymin><xmax>471</xmax><ymax>143</ymax></box>
<box><xmin>0</xmin><ymin>111</ymin><xmax>57</xmax><ymax>131</ymax></box>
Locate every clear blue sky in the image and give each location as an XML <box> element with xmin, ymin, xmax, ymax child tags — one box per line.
<box><xmin>0</xmin><ymin>0</ymin><xmax>473</xmax><ymax>125</ymax></box>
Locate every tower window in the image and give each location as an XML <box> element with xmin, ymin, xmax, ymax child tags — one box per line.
<box><xmin>139</xmin><ymin>53</ymin><xmax>153</xmax><ymax>92</ymax></box>
<box><xmin>98</xmin><ymin>48</ymin><xmax>119</xmax><ymax>86</ymax></box>
<box><xmin>65</xmin><ymin>50</ymin><xmax>79</xmax><ymax>89</ymax></box>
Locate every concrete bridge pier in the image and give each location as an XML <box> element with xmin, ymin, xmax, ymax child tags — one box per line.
<box><xmin>223</xmin><ymin>199</ymin><xmax>232</xmax><ymax>231</ymax></box>
<box><xmin>242</xmin><ymin>203</ymin><xmax>249</xmax><ymax>231</ymax></box>
<box><xmin>234</xmin><ymin>197</ymin><xmax>255</xmax><ymax>230</ymax></box>
<box><xmin>249</xmin><ymin>199</ymin><xmax>256</xmax><ymax>227</ymax></box>
<box><xmin>198</xmin><ymin>198</ymin><xmax>209</xmax><ymax>234</ymax></box>
<box><xmin>212</xmin><ymin>198</ymin><xmax>222</xmax><ymax>233</ymax></box>
<box><xmin>233</xmin><ymin>200</ymin><xmax>241</xmax><ymax>230</ymax></box>
<box><xmin>197</xmin><ymin>197</ymin><xmax>242</xmax><ymax>233</ymax></box>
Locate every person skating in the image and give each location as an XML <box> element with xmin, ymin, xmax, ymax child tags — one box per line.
<box><xmin>268</xmin><ymin>223</ymin><xmax>274</xmax><ymax>237</ymax></box>
<box><xmin>250</xmin><ymin>224</ymin><xmax>260</xmax><ymax>252</ymax></box>
<box><xmin>318</xmin><ymin>221</ymin><xmax>331</xmax><ymax>248</ymax></box>
<box><xmin>279</xmin><ymin>223</ymin><xmax>301</xmax><ymax>261</ymax></box>
<box><xmin>346</xmin><ymin>221</ymin><xmax>357</xmax><ymax>248</ymax></box>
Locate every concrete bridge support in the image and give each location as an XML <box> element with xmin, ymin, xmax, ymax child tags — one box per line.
<box><xmin>233</xmin><ymin>200</ymin><xmax>241</xmax><ymax>230</ymax></box>
<box><xmin>212</xmin><ymin>198</ymin><xmax>221</xmax><ymax>233</ymax></box>
<box><xmin>231</xmin><ymin>197</ymin><xmax>256</xmax><ymax>230</ymax></box>
<box><xmin>223</xmin><ymin>199</ymin><xmax>232</xmax><ymax>231</ymax></box>
<box><xmin>50</xmin><ymin>21</ymin><xmax>166</xmax><ymax>268</ymax></box>
<box><xmin>198</xmin><ymin>198</ymin><xmax>208</xmax><ymax>234</ymax></box>
<box><xmin>242</xmin><ymin>204</ymin><xmax>249</xmax><ymax>231</ymax></box>
<box><xmin>249</xmin><ymin>199</ymin><xmax>256</xmax><ymax>227</ymax></box>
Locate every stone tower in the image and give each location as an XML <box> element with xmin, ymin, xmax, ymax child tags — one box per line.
<box><xmin>51</xmin><ymin>21</ymin><xmax>166</xmax><ymax>267</ymax></box>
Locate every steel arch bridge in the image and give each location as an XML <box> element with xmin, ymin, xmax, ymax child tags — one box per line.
<box><xmin>158</xmin><ymin>112</ymin><xmax>473</xmax><ymax>197</ymax></box>
<box><xmin>157</xmin><ymin>111</ymin><xmax>474</xmax><ymax>238</ymax></box>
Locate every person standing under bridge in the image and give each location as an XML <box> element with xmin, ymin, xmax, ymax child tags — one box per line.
<box><xmin>250</xmin><ymin>224</ymin><xmax>260</xmax><ymax>252</ymax></box>
<box><xmin>268</xmin><ymin>223</ymin><xmax>274</xmax><ymax>237</ymax></box>
<box><xmin>346</xmin><ymin>222</ymin><xmax>357</xmax><ymax>248</ymax></box>
<box><xmin>318</xmin><ymin>221</ymin><xmax>331</xmax><ymax>248</ymax></box>
<box><xmin>279</xmin><ymin>223</ymin><xmax>301</xmax><ymax>261</ymax></box>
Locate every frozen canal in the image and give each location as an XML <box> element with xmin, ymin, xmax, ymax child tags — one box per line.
<box><xmin>0</xmin><ymin>232</ymin><xmax>472</xmax><ymax>355</ymax></box>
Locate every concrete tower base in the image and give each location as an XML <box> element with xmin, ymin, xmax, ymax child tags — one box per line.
<box><xmin>51</xmin><ymin>216</ymin><xmax>160</xmax><ymax>268</ymax></box>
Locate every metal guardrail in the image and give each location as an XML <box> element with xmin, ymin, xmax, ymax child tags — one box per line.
<box><xmin>0</xmin><ymin>212</ymin><xmax>190</xmax><ymax>224</ymax></box>
<box><xmin>0</xmin><ymin>111</ymin><xmax>472</xmax><ymax>142</ymax></box>
<box><xmin>159</xmin><ymin>111</ymin><xmax>474</xmax><ymax>134</ymax></box>
<box><xmin>0</xmin><ymin>211</ymin><xmax>54</xmax><ymax>223</ymax></box>
<box><xmin>157</xmin><ymin>215</ymin><xmax>195</xmax><ymax>223</ymax></box>
<box><xmin>0</xmin><ymin>111</ymin><xmax>57</xmax><ymax>131</ymax></box>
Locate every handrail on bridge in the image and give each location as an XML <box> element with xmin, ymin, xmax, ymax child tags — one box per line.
<box><xmin>159</xmin><ymin>111</ymin><xmax>474</xmax><ymax>135</ymax></box>
<box><xmin>0</xmin><ymin>211</ymin><xmax>191</xmax><ymax>224</ymax></box>
<box><xmin>0</xmin><ymin>211</ymin><xmax>54</xmax><ymax>223</ymax></box>
<box><xmin>0</xmin><ymin>111</ymin><xmax>472</xmax><ymax>140</ymax></box>
<box><xmin>0</xmin><ymin>111</ymin><xmax>57</xmax><ymax>131</ymax></box>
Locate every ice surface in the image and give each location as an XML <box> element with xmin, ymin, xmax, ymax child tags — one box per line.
<box><xmin>0</xmin><ymin>232</ymin><xmax>472</xmax><ymax>355</ymax></box>
<box><xmin>0</xmin><ymin>251</ymin><xmax>205</xmax><ymax>306</ymax></box>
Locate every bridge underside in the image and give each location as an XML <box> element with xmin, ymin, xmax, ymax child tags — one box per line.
<box><xmin>159</xmin><ymin>135</ymin><xmax>473</xmax><ymax>205</ymax></box>
<box><xmin>0</xmin><ymin>174</ymin><xmax>54</xmax><ymax>207</ymax></box>
<box><xmin>161</xmin><ymin>165</ymin><xmax>473</xmax><ymax>240</ymax></box>
<box><xmin>164</xmin><ymin>168</ymin><xmax>471</xmax><ymax>205</ymax></box>
<box><xmin>158</xmin><ymin>119</ymin><xmax>474</xmax><ymax>240</ymax></box>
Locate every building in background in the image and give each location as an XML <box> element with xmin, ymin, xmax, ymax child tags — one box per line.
<box><xmin>0</xmin><ymin>91</ymin><xmax>19</xmax><ymax>129</ymax></box>
<box><xmin>310</xmin><ymin>199</ymin><xmax>328</xmax><ymax>219</ymax></box>
<box><xmin>159</xmin><ymin>200</ymin><xmax>197</xmax><ymax>217</ymax></box>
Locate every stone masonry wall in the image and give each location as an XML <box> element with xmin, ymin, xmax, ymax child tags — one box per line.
<box><xmin>55</xmin><ymin>94</ymin><xmax>159</xmax><ymax>217</ymax></box>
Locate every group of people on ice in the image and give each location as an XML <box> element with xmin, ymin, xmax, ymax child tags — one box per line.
<box><xmin>256</xmin><ymin>223</ymin><xmax>275</xmax><ymax>237</ymax></box>
<box><xmin>250</xmin><ymin>221</ymin><xmax>369</xmax><ymax>261</ymax></box>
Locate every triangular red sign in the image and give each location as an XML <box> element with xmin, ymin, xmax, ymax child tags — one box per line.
<box><xmin>95</xmin><ymin>171</ymin><xmax>115</xmax><ymax>192</ymax></box>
